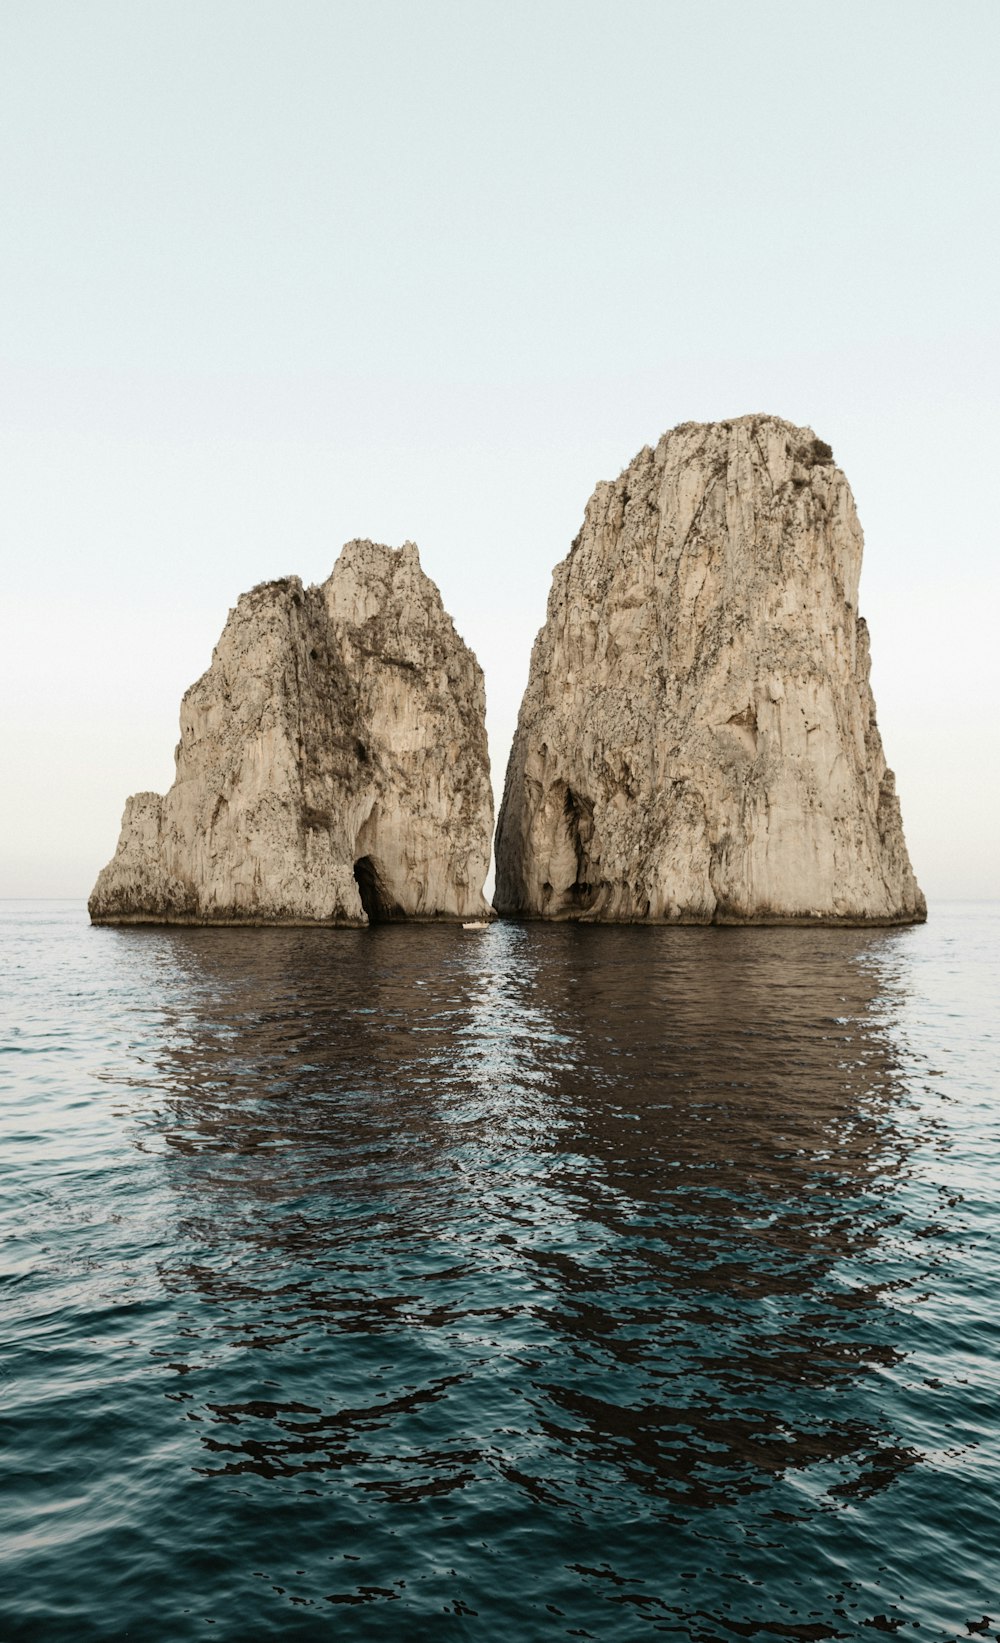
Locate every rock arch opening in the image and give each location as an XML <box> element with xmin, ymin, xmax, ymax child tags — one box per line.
<box><xmin>353</xmin><ymin>856</ymin><xmax>404</xmax><ymax>924</ymax></box>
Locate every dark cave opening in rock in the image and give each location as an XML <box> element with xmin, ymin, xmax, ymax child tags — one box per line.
<box><xmin>353</xmin><ymin>856</ymin><xmax>404</xmax><ymax>924</ymax></box>
<box><xmin>562</xmin><ymin>786</ymin><xmax>596</xmax><ymax>910</ymax></box>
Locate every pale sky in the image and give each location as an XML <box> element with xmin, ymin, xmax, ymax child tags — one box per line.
<box><xmin>1</xmin><ymin>0</ymin><xmax>997</xmax><ymax>901</ymax></box>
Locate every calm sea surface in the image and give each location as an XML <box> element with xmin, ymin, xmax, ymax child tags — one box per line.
<box><xmin>1</xmin><ymin>901</ymin><xmax>997</xmax><ymax>1640</ymax></box>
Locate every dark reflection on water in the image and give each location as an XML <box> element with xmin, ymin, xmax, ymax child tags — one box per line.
<box><xmin>3</xmin><ymin>908</ymin><xmax>997</xmax><ymax>1641</ymax></box>
<box><xmin>145</xmin><ymin>926</ymin><xmax>927</xmax><ymax>1606</ymax></box>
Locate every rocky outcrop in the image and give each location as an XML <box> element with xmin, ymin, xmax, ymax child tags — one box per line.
<box><xmin>90</xmin><ymin>541</ymin><xmax>493</xmax><ymax>925</ymax></box>
<box><xmin>495</xmin><ymin>415</ymin><xmax>925</xmax><ymax>925</ymax></box>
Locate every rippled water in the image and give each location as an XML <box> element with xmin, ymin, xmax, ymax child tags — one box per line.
<box><xmin>2</xmin><ymin>902</ymin><xmax>998</xmax><ymax>1640</ymax></box>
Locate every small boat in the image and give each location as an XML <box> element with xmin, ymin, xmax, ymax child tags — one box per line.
<box><xmin>462</xmin><ymin>921</ymin><xmax>490</xmax><ymax>930</ymax></box>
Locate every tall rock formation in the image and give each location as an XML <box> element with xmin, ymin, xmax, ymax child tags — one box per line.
<box><xmin>90</xmin><ymin>541</ymin><xmax>493</xmax><ymax>925</ymax></box>
<box><xmin>495</xmin><ymin>415</ymin><xmax>925</xmax><ymax>925</ymax></box>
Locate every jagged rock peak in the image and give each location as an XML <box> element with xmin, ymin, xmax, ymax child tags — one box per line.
<box><xmin>495</xmin><ymin>413</ymin><xmax>925</xmax><ymax>925</ymax></box>
<box><xmin>89</xmin><ymin>540</ymin><xmax>493</xmax><ymax>926</ymax></box>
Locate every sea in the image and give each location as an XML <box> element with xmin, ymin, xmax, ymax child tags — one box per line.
<box><xmin>1</xmin><ymin>899</ymin><xmax>997</xmax><ymax>1641</ymax></box>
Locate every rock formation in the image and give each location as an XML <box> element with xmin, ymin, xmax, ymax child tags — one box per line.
<box><xmin>495</xmin><ymin>415</ymin><xmax>925</xmax><ymax>925</ymax></box>
<box><xmin>90</xmin><ymin>541</ymin><xmax>493</xmax><ymax>925</ymax></box>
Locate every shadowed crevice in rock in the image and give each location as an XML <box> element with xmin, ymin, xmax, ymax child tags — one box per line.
<box><xmin>352</xmin><ymin>856</ymin><xmax>405</xmax><ymax>924</ymax></box>
<box><xmin>495</xmin><ymin>413</ymin><xmax>925</xmax><ymax>926</ymax></box>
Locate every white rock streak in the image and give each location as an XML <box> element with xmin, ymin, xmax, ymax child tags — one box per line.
<box><xmin>495</xmin><ymin>415</ymin><xmax>925</xmax><ymax>925</ymax></box>
<box><xmin>90</xmin><ymin>541</ymin><xmax>493</xmax><ymax>925</ymax></box>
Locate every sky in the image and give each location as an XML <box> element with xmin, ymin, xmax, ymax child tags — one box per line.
<box><xmin>1</xmin><ymin>0</ymin><xmax>997</xmax><ymax>901</ymax></box>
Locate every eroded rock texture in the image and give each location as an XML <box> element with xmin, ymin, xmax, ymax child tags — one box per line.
<box><xmin>90</xmin><ymin>541</ymin><xmax>493</xmax><ymax>925</ymax></box>
<box><xmin>495</xmin><ymin>415</ymin><xmax>925</xmax><ymax>925</ymax></box>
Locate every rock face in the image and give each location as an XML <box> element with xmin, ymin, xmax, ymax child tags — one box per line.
<box><xmin>495</xmin><ymin>415</ymin><xmax>925</xmax><ymax>925</ymax></box>
<box><xmin>90</xmin><ymin>541</ymin><xmax>493</xmax><ymax>925</ymax></box>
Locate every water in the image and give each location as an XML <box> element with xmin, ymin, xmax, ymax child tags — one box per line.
<box><xmin>1</xmin><ymin>902</ymin><xmax>997</xmax><ymax>1640</ymax></box>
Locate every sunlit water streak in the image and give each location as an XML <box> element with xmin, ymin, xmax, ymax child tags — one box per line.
<box><xmin>1</xmin><ymin>901</ymin><xmax>997</xmax><ymax>1640</ymax></box>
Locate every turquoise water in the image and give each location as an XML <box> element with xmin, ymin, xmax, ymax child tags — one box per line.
<box><xmin>1</xmin><ymin>901</ymin><xmax>997</xmax><ymax>1640</ymax></box>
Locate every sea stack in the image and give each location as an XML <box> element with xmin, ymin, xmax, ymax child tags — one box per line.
<box><xmin>495</xmin><ymin>415</ymin><xmax>925</xmax><ymax>924</ymax></box>
<box><xmin>89</xmin><ymin>541</ymin><xmax>493</xmax><ymax>925</ymax></box>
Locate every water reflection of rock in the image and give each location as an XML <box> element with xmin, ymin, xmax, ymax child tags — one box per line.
<box><xmin>126</xmin><ymin>920</ymin><xmax>923</xmax><ymax>1517</ymax></box>
<box><xmin>511</xmin><ymin>925</ymin><xmax>920</xmax><ymax>1512</ymax></box>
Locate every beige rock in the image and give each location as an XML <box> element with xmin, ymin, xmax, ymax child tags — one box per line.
<box><xmin>89</xmin><ymin>541</ymin><xmax>493</xmax><ymax>925</ymax></box>
<box><xmin>495</xmin><ymin>415</ymin><xmax>925</xmax><ymax>925</ymax></box>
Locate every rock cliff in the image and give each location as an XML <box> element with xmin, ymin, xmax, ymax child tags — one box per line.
<box><xmin>90</xmin><ymin>541</ymin><xmax>493</xmax><ymax>925</ymax></box>
<box><xmin>495</xmin><ymin>415</ymin><xmax>925</xmax><ymax>925</ymax></box>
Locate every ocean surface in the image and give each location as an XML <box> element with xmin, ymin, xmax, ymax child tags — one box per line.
<box><xmin>1</xmin><ymin>900</ymin><xmax>997</xmax><ymax>1641</ymax></box>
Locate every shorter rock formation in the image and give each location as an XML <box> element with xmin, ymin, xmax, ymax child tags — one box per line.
<box><xmin>495</xmin><ymin>415</ymin><xmax>925</xmax><ymax>925</ymax></box>
<box><xmin>90</xmin><ymin>541</ymin><xmax>493</xmax><ymax>925</ymax></box>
